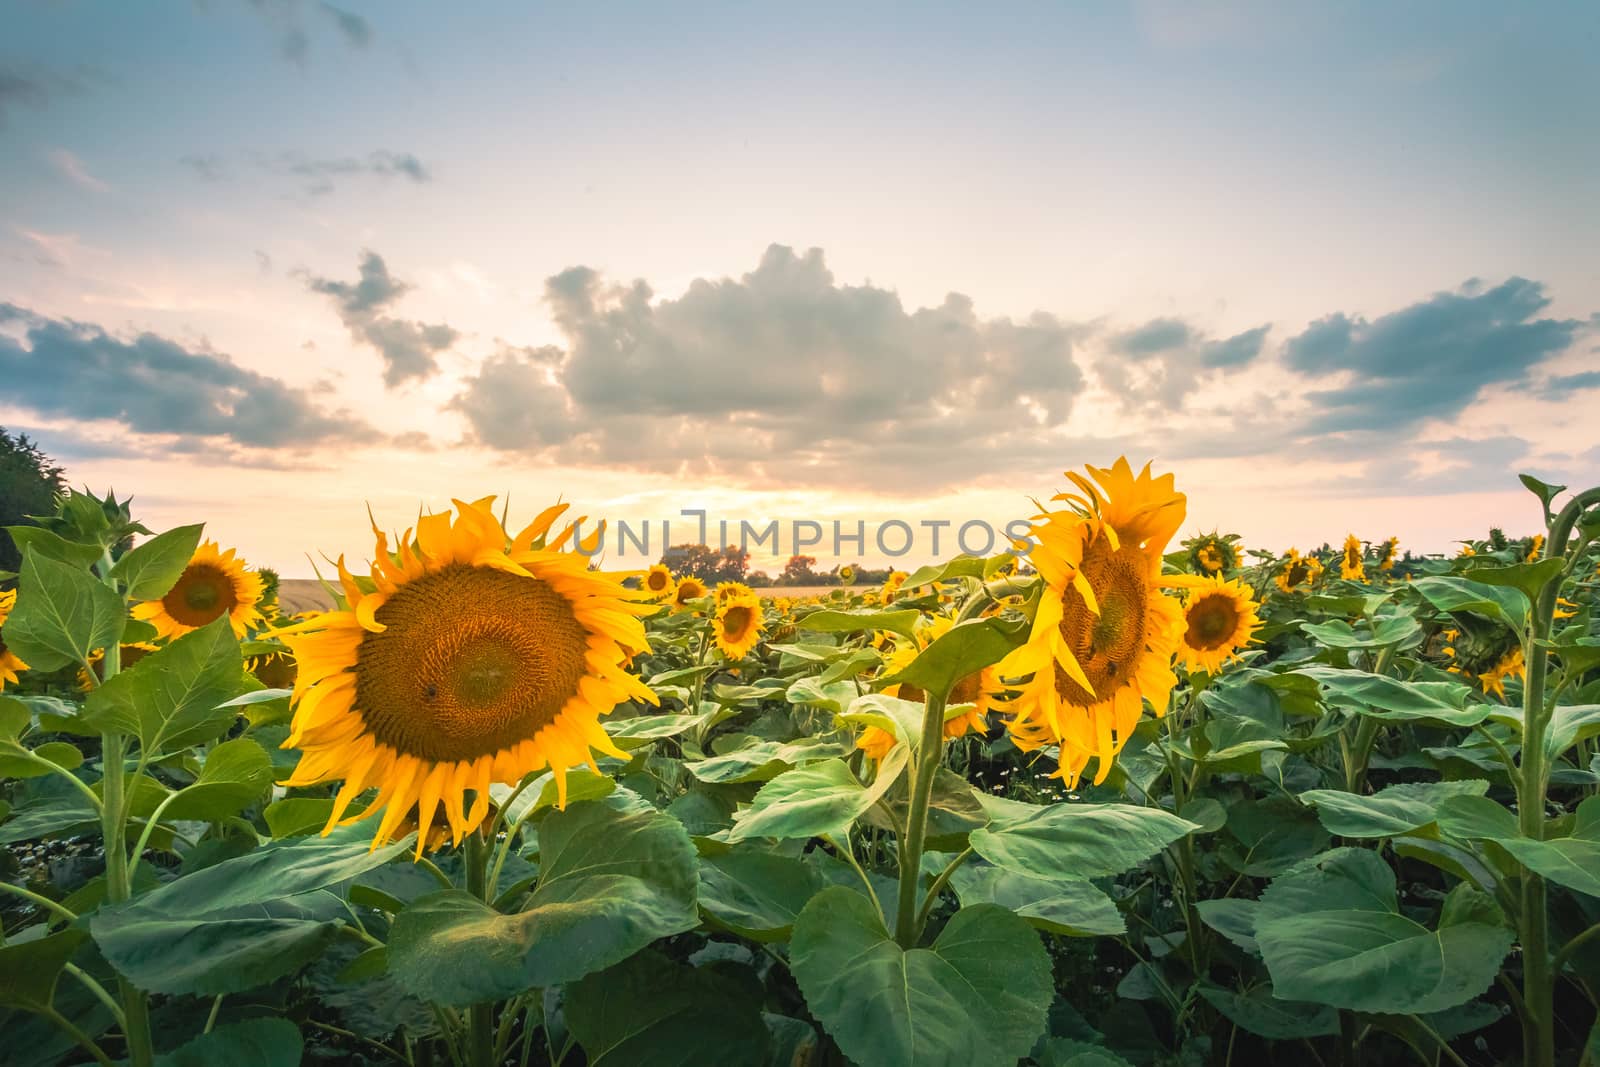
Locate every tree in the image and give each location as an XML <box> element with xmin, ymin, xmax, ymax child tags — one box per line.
<box><xmin>0</xmin><ymin>428</ymin><xmax>66</xmax><ymax>578</ymax></box>
<box><xmin>779</xmin><ymin>554</ymin><xmax>818</xmax><ymax>585</ymax></box>
<box><xmin>660</xmin><ymin>543</ymin><xmax>751</xmax><ymax>584</ymax></box>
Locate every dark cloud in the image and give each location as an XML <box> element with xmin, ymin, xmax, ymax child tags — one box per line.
<box><xmin>1096</xmin><ymin>318</ymin><xmax>1270</xmax><ymax>411</ymax></box>
<box><xmin>1284</xmin><ymin>277</ymin><xmax>1579</xmax><ymax>434</ymax></box>
<box><xmin>318</xmin><ymin>2</ymin><xmax>372</xmax><ymax>48</ymax></box>
<box><xmin>0</xmin><ymin>303</ymin><xmax>375</xmax><ymax>452</ymax></box>
<box><xmin>0</xmin><ymin>64</ymin><xmax>104</xmax><ymax>128</ymax></box>
<box><xmin>305</xmin><ymin>251</ymin><xmax>458</xmax><ymax>386</ymax></box>
<box><xmin>1112</xmin><ymin>317</ymin><xmax>1191</xmax><ymax>355</ymax></box>
<box><xmin>454</xmin><ymin>244</ymin><xmax>1089</xmax><ymax>489</ymax></box>
<box><xmin>247</xmin><ymin>0</ymin><xmax>371</xmax><ymax>68</ymax></box>
<box><xmin>1527</xmin><ymin>369</ymin><xmax>1600</xmax><ymax>401</ymax></box>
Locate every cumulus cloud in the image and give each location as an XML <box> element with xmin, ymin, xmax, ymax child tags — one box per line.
<box><xmin>0</xmin><ymin>303</ymin><xmax>374</xmax><ymax>452</ymax></box>
<box><xmin>453</xmin><ymin>244</ymin><xmax>1091</xmax><ymax>488</ymax></box>
<box><xmin>1283</xmin><ymin>277</ymin><xmax>1579</xmax><ymax>434</ymax></box>
<box><xmin>1095</xmin><ymin>318</ymin><xmax>1269</xmax><ymax>411</ymax></box>
<box><xmin>305</xmin><ymin>250</ymin><xmax>458</xmax><ymax>386</ymax></box>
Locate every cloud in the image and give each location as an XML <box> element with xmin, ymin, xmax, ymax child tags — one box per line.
<box><xmin>0</xmin><ymin>303</ymin><xmax>375</xmax><ymax>452</ymax></box>
<box><xmin>247</xmin><ymin>0</ymin><xmax>371</xmax><ymax>68</ymax></box>
<box><xmin>1526</xmin><ymin>368</ymin><xmax>1600</xmax><ymax>402</ymax></box>
<box><xmin>318</xmin><ymin>2</ymin><xmax>372</xmax><ymax>48</ymax></box>
<box><xmin>181</xmin><ymin>149</ymin><xmax>430</xmax><ymax>194</ymax></box>
<box><xmin>305</xmin><ymin>250</ymin><xmax>458</xmax><ymax>386</ymax></box>
<box><xmin>48</xmin><ymin>148</ymin><xmax>109</xmax><ymax>193</ymax></box>
<box><xmin>453</xmin><ymin>244</ymin><xmax>1090</xmax><ymax>488</ymax></box>
<box><xmin>0</xmin><ymin>64</ymin><xmax>104</xmax><ymax>128</ymax></box>
<box><xmin>1283</xmin><ymin>277</ymin><xmax>1580</xmax><ymax>434</ymax></box>
<box><xmin>1095</xmin><ymin>318</ymin><xmax>1269</xmax><ymax>411</ymax></box>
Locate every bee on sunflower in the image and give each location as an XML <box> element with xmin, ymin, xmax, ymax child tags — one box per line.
<box><xmin>1181</xmin><ymin>531</ymin><xmax>1242</xmax><ymax>576</ymax></box>
<box><xmin>713</xmin><ymin>592</ymin><xmax>765</xmax><ymax>660</ymax></box>
<box><xmin>278</xmin><ymin>497</ymin><xmax>658</xmax><ymax>855</ymax></box>
<box><xmin>855</xmin><ymin>615</ymin><xmax>999</xmax><ymax>762</ymax></box>
<box><xmin>642</xmin><ymin>564</ymin><xmax>676</xmax><ymax>601</ymax></box>
<box><xmin>996</xmin><ymin>458</ymin><xmax>1187</xmax><ymax>786</ymax></box>
<box><xmin>672</xmin><ymin>576</ymin><xmax>709</xmax><ymax>612</ymax></box>
<box><xmin>133</xmin><ymin>541</ymin><xmax>265</xmax><ymax>639</ymax></box>
<box><xmin>1274</xmin><ymin>548</ymin><xmax>1323</xmax><ymax>594</ymax></box>
<box><xmin>1376</xmin><ymin>536</ymin><xmax>1399</xmax><ymax>572</ymax></box>
<box><xmin>0</xmin><ymin>589</ymin><xmax>28</xmax><ymax>687</ymax></box>
<box><xmin>1338</xmin><ymin>534</ymin><xmax>1366</xmax><ymax>581</ymax></box>
<box><xmin>1166</xmin><ymin>575</ymin><xmax>1261</xmax><ymax>674</ymax></box>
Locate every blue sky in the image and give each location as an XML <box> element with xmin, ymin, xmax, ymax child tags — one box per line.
<box><xmin>2</xmin><ymin>1</ymin><xmax>1597</xmax><ymax>573</ymax></box>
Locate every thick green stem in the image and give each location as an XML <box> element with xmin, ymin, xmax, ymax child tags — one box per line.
<box><xmin>464</xmin><ymin>828</ymin><xmax>496</xmax><ymax>1067</ymax></box>
<box><xmin>100</xmin><ymin>731</ymin><xmax>154</xmax><ymax>1067</ymax></box>
<box><xmin>894</xmin><ymin>692</ymin><xmax>947</xmax><ymax>948</ymax></box>
<box><xmin>1518</xmin><ymin>485</ymin><xmax>1600</xmax><ymax>1067</ymax></box>
<box><xmin>1344</xmin><ymin>646</ymin><xmax>1395</xmax><ymax>794</ymax></box>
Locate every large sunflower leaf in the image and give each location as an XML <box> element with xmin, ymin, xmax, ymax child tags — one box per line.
<box><xmin>684</xmin><ymin>736</ymin><xmax>851</xmax><ymax>784</ymax></box>
<box><xmin>4</xmin><ymin>552</ymin><xmax>125</xmax><ymax>672</ymax></box>
<box><xmin>1411</xmin><ymin>576</ymin><xmax>1527</xmax><ymax>628</ymax></box>
<box><xmin>1300</xmin><ymin>615</ymin><xmax>1422</xmax><ymax>651</ymax></box>
<box><xmin>565</xmin><ymin>949</ymin><xmax>769</xmax><ymax>1067</ymax></box>
<box><xmin>798</xmin><ymin>608</ymin><xmax>923</xmax><ymax>640</ymax></box>
<box><xmin>1299</xmin><ymin>780</ymin><xmax>1489</xmax><ymax>838</ymax></box>
<box><xmin>1254</xmin><ymin>850</ymin><xmax>1513</xmax><ymax>1014</ymax></box>
<box><xmin>885</xmin><ymin>615</ymin><xmax>1029</xmax><ymax>700</ymax></box>
<box><xmin>1281</xmin><ymin>666</ymin><xmax>1486</xmax><ymax>726</ymax></box>
<box><xmin>161</xmin><ymin>737</ymin><xmax>274</xmax><ymax>821</ymax></box>
<box><xmin>109</xmin><ymin>523</ymin><xmax>205</xmax><ymax>601</ymax></box>
<box><xmin>155</xmin><ymin>1018</ymin><xmax>303</xmax><ymax>1067</ymax></box>
<box><xmin>1196</xmin><ymin>984</ymin><xmax>1339</xmax><ymax>1040</ymax></box>
<box><xmin>969</xmin><ymin>803</ymin><xmax>1197</xmax><ymax>881</ymax></box>
<box><xmin>948</xmin><ymin>863</ymin><xmax>1125</xmax><ymax>936</ymax></box>
<box><xmin>728</xmin><ymin>751</ymin><xmax>908</xmax><ymax>842</ymax></box>
<box><xmin>387</xmin><ymin>801</ymin><xmax>698</xmax><ymax>1004</ymax></box>
<box><xmin>81</xmin><ymin>617</ymin><xmax>247</xmax><ymax>756</ymax></box>
<box><xmin>0</xmin><ymin>928</ymin><xmax>88</xmax><ymax>1011</ymax></box>
<box><xmin>1494</xmin><ymin>795</ymin><xmax>1600</xmax><ymax>898</ymax></box>
<box><xmin>790</xmin><ymin>887</ymin><xmax>1051</xmax><ymax>1067</ymax></box>
<box><xmin>697</xmin><ymin>845</ymin><xmax>822</xmax><ymax>941</ymax></box>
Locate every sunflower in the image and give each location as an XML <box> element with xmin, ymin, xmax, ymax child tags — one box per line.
<box><xmin>1376</xmin><ymin>536</ymin><xmax>1399</xmax><ymax>572</ymax></box>
<box><xmin>1457</xmin><ymin>544</ymin><xmax>1477</xmax><ymax>558</ymax></box>
<box><xmin>642</xmin><ymin>564</ymin><xmax>676</xmax><ymax>601</ymax></box>
<box><xmin>837</xmin><ymin>565</ymin><xmax>856</xmax><ymax>586</ymax></box>
<box><xmin>0</xmin><ymin>589</ymin><xmax>28</xmax><ymax>687</ymax></box>
<box><xmin>673</xmin><ymin>576</ymin><xmax>708</xmax><ymax>612</ymax></box>
<box><xmin>1273</xmin><ymin>548</ymin><xmax>1322</xmax><ymax>594</ymax></box>
<box><xmin>133</xmin><ymin>541</ymin><xmax>264</xmax><ymax>639</ymax></box>
<box><xmin>278</xmin><ymin>498</ymin><xmax>658</xmax><ymax>855</ymax></box>
<box><xmin>856</xmin><ymin>616</ymin><xmax>999</xmax><ymax>760</ymax></box>
<box><xmin>881</xmin><ymin>570</ymin><xmax>909</xmax><ymax>599</ymax></box>
<box><xmin>715</xmin><ymin>581</ymin><xmax>754</xmax><ymax>606</ymax></box>
<box><xmin>1525</xmin><ymin>534</ymin><xmax>1545</xmax><ymax>562</ymax></box>
<box><xmin>996</xmin><ymin>458</ymin><xmax>1187</xmax><ymax>786</ymax></box>
<box><xmin>1443</xmin><ymin>625</ymin><xmax>1525</xmax><ymax>700</ymax></box>
<box><xmin>713</xmin><ymin>593</ymin><xmax>764</xmax><ymax>660</ymax></box>
<box><xmin>249</xmin><ymin>650</ymin><xmax>298</xmax><ymax>690</ymax></box>
<box><xmin>79</xmin><ymin>642</ymin><xmax>160</xmax><ymax>689</ymax></box>
<box><xmin>1339</xmin><ymin>535</ymin><xmax>1366</xmax><ymax>581</ymax></box>
<box><xmin>1479</xmin><ymin>647</ymin><xmax>1526</xmax><ymax>700</ymax></box>
<box><xmin>1168</xmin><ymin>575</ymin><xmax>1261</xmax><ymax>674</ymax></box>
<box><xmin>1183</xmin><ymin>531</ymin><xmax>1240</xmax><ymax>576</ymax></box>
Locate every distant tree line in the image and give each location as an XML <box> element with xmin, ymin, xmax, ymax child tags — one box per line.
<box><xmin>0</xmin><ymin>428</ymin><xmax>67</xmax><ymax>581</ymax></box>
<box><xmin>657</xmin><ymin>543</ymin><xmax>898</xmax><ymax>587</ymax></box>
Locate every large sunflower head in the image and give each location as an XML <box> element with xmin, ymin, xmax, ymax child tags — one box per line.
<box><xmin>1339</xmin><ymin>534</ymin><xmax>1366</xmax><ymax>581</ymax></box>
<box><xmin>715</xmin><ymin>581</ymin><xmax>754</xmax><ymax>606</ymax></box>
<box><xmin>133</xmin><ymin>541</ymin><xmax>264</xmax><ymax>639</ymax></box>
<box><xmin>1377</xmin><ymin>536</ymin><xmax>1399</xmax><ymax>572</ymax></box>
<box><xmin>279</xmin><ymin>498</ymin><xmax>658</xmax><ymax>855</ymax></box>
<box><xmin>673</xmin><ymin>576</ymin><xmax>708</xmax><ymax>611</ymax></box>
<box><xmin>1167</xmin><ymin>575</ymin><xmax>1261</xmax><ymax>674</ymax></box>
<box><xmin>713</xmin><ymin>593</ymin><xmax>764</xmax><ymax>660</ymax></box>
<box><xmin>1274</xmin><ymin>548</ymin><xmax>1323</xmax><ymax>594</ymax></box>
<box><xmin>997</xmin><ymin>458</ymin><xmax>1187</xmax><ymax>786</ymax></box>
<box><xmin>0</xmin><ymin>588</ymin><xmax>28</xmax><ymax>688</ymax></box>
<box><xmin>642</xmin><ymin>564</ymin><xmax>676</xmax><ymax>601</ymax></box>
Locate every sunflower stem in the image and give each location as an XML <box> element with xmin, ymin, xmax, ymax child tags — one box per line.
<box><xmin>894</xmin><ymin>691</ymin><xmax>947</xmax><ymax>948</ymax></box>
<box><xmin>1517</xmin><ymin>484</ymin><xmax>1600</xmax><ymax>1067</ymax></box>
<box><xmin>463</xmin><ymin>826</ymin><xmax>497</xmax><ymax>1067</ymax></box>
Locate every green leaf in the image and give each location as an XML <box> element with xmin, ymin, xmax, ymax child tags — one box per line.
<box><xmin>387</xmin><ymin>801</ymin><xmax>698</xmax><ymax>1004</ymax></box>
<box><xmin>91</xmin><ymin>825</ymin><xmax>413</xmax><ymax>995</ymax></box>
<box><xmin>1299</xmin><ymin>615</ymin><xmax>1421</xmax><ymax>650</ymax></box>
<box><xmin>886</xmin><ymin>616</ymin><xmax>1028</xmax><ymax>700</ymax></box>
<box><xmin>1299</xmin><ymin>780</ymin><xmax>1489</xmax><ymax>838</ymax></box>
<box><xmin>839</xmin><ymin>693</ymin><xmax>928</xmax><ymax>750</ymax></box>
<box><xmin>684</xmin><ymin>736</ymin><xmax>851</xmax><ymax>784</ymax></box>
<box><xmin>110</xmin><ymin>524</ymin><xmax>204</xmax><ymax>601</ymax></box>
<box><xmin>1412</xmin><ymin>576</ymin><xmax>1527</xmax><ymax>628</ymax></box>
<box><xmin>1433</xmin><ymin>794</ymin><xmax>1520</xmax><ymax>842</ymax></box>
<box><xmin>789</xmin><ymin>887</ymin><xmax>1052</xmax><ymax>1067</ymax></box>
<box><xmin>1546</xmin><ymin>704</ymin><xmax>1600</xmax><ymax>759</ymax></box>
<box><xmin>729</xmin><ymin>750</ymin><xmax>908</xmax><ymax>842</ymax></box>
<box><xmin>492</xmin><ymin>768</ymin><xmax>615</xmax><ymax>827</ymax></box>
<box><xmin>0</xmin><ymin>696</ymin><xmax>29</xmax><ymax>739</ymax></box>
<box><xmin>1283</xmin><ymin>666</ymin><xmax>1486</xmax><ymax>725</ymax></box>
<box><xmin>784</xmin><ymin>676</ymin><xmax>862</xmax><ymax>714</ymax></box>
<box><xmin>4</xmin><ymin>525</ymin><xmax>104</xmax><ymax>568</ymax></box>
<box><xmin>156</xmin><ymin>1018</ymin><xmax>303</xmax><ymax>1067</ymax></box>
<box><xmin>1035</xmin><ymin>1039</ymin><xmax>1136</xmax><ymax>1067</ymax></box>
<box><xmin>4</xmin><ymin>552</ymin><xmax>125</xmax><ymax>671</ymax></box>
<box><xmin>1463</xmin><ymin>558</ymin><xmax>1567</xmax><ymax>608</ymax></box>
<box><xmin>1519</xmin><ymin>473</ymin><xmax>1566</xmax><ymax>513</ymax></box>
<box><xmin>0</xmin><ymin>928</ymin><xmax>89</xmax><ymax>1011</ymax></box>
<box><xmin>162</xmin><ymin>738</ymin><xmax>274</xmax><ymax>820</ymax></box>
<box><xmin>1495</xmin><ymin>795</ymin><xmax>1600</xmax><ymax>898</ymax></box>
<box><xmin>1254</xmin><ymin>848</ymin><xmax>1513</xmax><ymax>1013</ymax></box>
<box><xmin>1196</xmin><ymin>984</ymin><xmax>1339</xmax><ymax>1039</ymax></box>
<box><xmin>798</xmin><ymin>608</ymin><xmax>922</xmax><ymax>640</ymax></box>
<box><xmin>81</xmin><ymin>617</ymin><xmax>245</xmax><ymax>756</ymax></box>
<box><xmin>0</xmin><ymin>739</ymin><xmax>83</xmax><ymax>778</ymax></box>
<box><xmin>1195</xmin><ymin>898</ymin><xmax>1260</xmax><ymax>954</ymax></box>
<box><xmin>948</xmin><ymin>864</ymin><xmax>1125</xmax><ymax>936</ymax></box>
<box><xmin>899</xmin><ymin>556</ymin><xmax>990</xmax><ymax>591</ymax></box>
<box><xmin>969</xmin><ymin>803</ymin><xmax>1196</xmax><ymax>881</ymax></box>
<box><xmin>262</xmin><ymin>796</ymin><xmax>338</xmax><ymax>838</ymax></box>
<box><xmin>565</xmin><ymin>950</ymin><xmax>769</xmax><ymax>1067</ymax></box>
<box><xmin>697</xmin><ymin>846</ymin><xmax>823</xmax><ymax>941</ymax></box>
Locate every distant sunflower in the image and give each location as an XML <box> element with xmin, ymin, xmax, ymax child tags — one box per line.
<box><xmin>857</xmin><ymin>616</ymin><xmax>1000</xmax><ymax>760</ymax></box>
<box><xmin>79</xmin><ymin>642</ymin><xmax>160</xmax><ymax>689</ymax></box>
<box><xmin>1183</xmin><ymin>532</ymin><xmax>1240</xmax><ymax>576</ymax></box>
<box><xmin>997</xmin><ymin>458</ymin><xmax>1187</xmax><ymax>786</ymax></box>
<box><xmin>1443</xmin><ymin>626</ymin><xmax>1524</xmax><ymax>701</ymax></box>
<box><xmin>1456</xmin><ymin>544</ymin><xmax>1477</xmax><ymax>558</ymax></box>
<box><xmin>0</xmin><ymin>589</ymin><xmax>28</xmax><ymax>687</ymax></box>
<box><xmin>881</xmin><ymin>570</ymin><xmax>909</xmax><ymax>598</ymax></box>
<box><xmin>1339</xmin><ymin>535</ymin><xmax>1366</xmax><ymax>581</ymax></box>
<box><xmin>715</xmin><ymin>581</ymin><xmax>754</xmax><ymax>606</ymax></box>
<box><xmin>249</xmin><ymin>650</ymin><xmax>298</xmax><ymax>690</ymax></box>
<box><xmin>1168</xmin><ymin>575</ymin><xmax>1260</xmax><ymax>674</ymax></box>
<box><xmin>1526</xmin><ymin>534</ymin><xmax>1545</xmax><ymax>562</ymax></box>
<box><xmin>1479</xmin><ymin>647</ymin><xmax>1526</xmax><ymax>700</ymax></box>
<box><xmin>673</xmin><ymin>576</ymin><xmax>708</xmax><ymax>611</ymax></box>
<box><xmin>642</xmin><ymin>564</ymin><xmax>676</xmax><ymax>601</ymax></box>
<box><xmin>1376</xmin><ymin>536</ymin><xmax>1399</xmax><ymax>572</ymax></box>
<box><xmin>133</xmin><ymin>541</ymin><xmax>264</xmax><ymax>639</ymax></box>
<box><xmin>1274</xmin><ymin>549</ymin><xmax>1322</xmax><ymax>594</ymax></box>
<box><xmin>713</xmin><ymin>593</ymin><xmax>764</xmax><ymax>660</ymax></box>
<box><xmin>837</xmin><ymin>565</ymin><xmax>857</xmax><ymax>586</ymax></box>
<box><xmin>279</xmin><ymin>498</ymin><xmax>657</xmax><ymax>855</ymax></box>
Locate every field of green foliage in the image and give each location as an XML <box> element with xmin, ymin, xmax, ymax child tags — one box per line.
<box><xmin>1</xmin><ymin>463</ymin><xmax>1597</xmax><ymax>1067</ymax></box>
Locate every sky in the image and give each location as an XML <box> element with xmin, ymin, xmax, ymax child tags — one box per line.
<box><xmin>2</xmin><ymin>1</ymin><xmax>1598</xmax><ymax>576</ymax></box>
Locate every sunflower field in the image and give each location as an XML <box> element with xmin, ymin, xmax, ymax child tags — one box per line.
<box><xmin>1</xmin><ymin>463</ymin><xmax>1598</xmax><ymax>1067</ymax></box>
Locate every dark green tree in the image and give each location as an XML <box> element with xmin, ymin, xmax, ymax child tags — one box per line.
<box><xmin>0</xmin><ymin>428</ymin><xmax>67</xmax><ymax>578</ymax></box>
